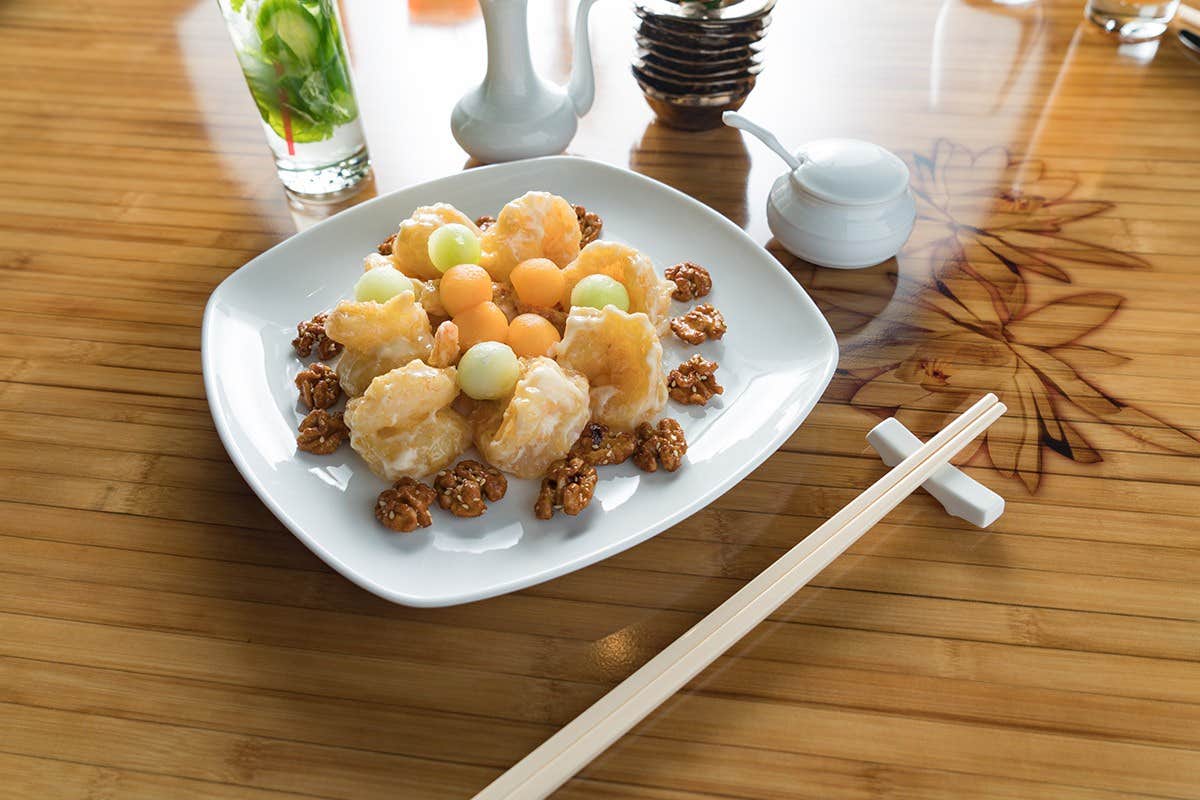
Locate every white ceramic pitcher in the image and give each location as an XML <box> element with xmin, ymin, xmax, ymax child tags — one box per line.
<box><xmin>451</xmin><ymin>0</ymin><xmax>600</xmax><ymax>163</ymax></box>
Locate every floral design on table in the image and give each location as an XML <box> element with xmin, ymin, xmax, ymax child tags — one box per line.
<box><xmin>780</xmin><ymin>139</ymin><xmax>1200</xmax><ymax>491</ymax></box>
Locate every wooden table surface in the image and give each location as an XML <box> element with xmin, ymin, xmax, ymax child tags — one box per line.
<box><xmin>3</xmin><ymin>0</ymin><xmax>1200</xmax><ymax>797</ymax></box>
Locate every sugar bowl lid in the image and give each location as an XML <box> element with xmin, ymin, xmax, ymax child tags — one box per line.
<box><xmin>793</xmin><ymin>138</ymin><xmax>909</xmax><ymax>206</ymax></box>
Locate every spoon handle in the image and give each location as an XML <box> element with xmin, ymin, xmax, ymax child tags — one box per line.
<box><xmin>723</xmin><ymin>111</ymin><xmax>803</xmax><ymax>171</ymax></box>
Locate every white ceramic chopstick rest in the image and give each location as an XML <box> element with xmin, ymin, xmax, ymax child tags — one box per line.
<box><xmin>867</xmin><ymin>417</ymin><xmax>1004</xmax><ymax>528</ymax></box>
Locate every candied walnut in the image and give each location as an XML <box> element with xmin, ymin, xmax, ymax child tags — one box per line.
<box><xmin>574</xmin><ymin>205</ymin><xmax>603</xmax><ymax>247</ymax></box>
<box><xmin>492</xmin><ymin>281</ymin><xmax>519</xmax><ymax>321</ymax></box>
<box><xmin>535</xmin><ymin>457</ymin><xmax>598</xmax><ymax>520</ymax></box>
<box><xmin>516</xmin><ymin>301</ymin><xmax>568</xmax><ymax>334</ymax></box>
<box><xmin>667</xmin><ymin>354</ymin><xmax>723</xmax><ymax>406</ymax></box>
<box><xmin>296</xmin><ymin>409</ymin><xmax>349</xmax><ymax>455</ymax></box>
<box><xmin>664</xmin><ymin>262</ymin><xmax>712</xmax><ymax>302</ymax></box>
<box><xmin>633</xmin><ymin>418</ymin><xmax>687</xmax><ymax>473</ymax></box>
<box><xmin>377</xmin><ymin>232</ymin><xmax>397</xmax><ymax>256</ymax></box>
<box><xmin>295</xmin><ymin>362</ymin><xmax>342</xmax><ymax>409</ymax></box>
<box><xmin>375</xmin><ymin>477</ymin><xmax>437</xmax><ymax>533</ymax></box>
<box><xmin>475</xmin><ymin>215</ymin><xmax>496</xmax><ymax>231</ymax></box>
<box><xmin>434</xmin><ymin>459</ymin><xmax>508</xmax><ymax>518</ymax></box>
<box><xmin>568</xmin><ymin>421</ymin><xmax>636</xmax><ymax>466</ymax></box>
<box><xmin>429</xmin><ymin>321</ymin><xmax>461</xmax><ymax>368</ymax></box>
<box><xmin>292</xmin><ymin>312</ymin><xmax>343</xmax><ymax>360</ymax></box>
<box><xmin>670</xmin><ymin>303</ymin><xmax>726</xmax><ymax>345</ymax></box>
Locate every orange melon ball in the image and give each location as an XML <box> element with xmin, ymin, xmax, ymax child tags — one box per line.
<box><xmin>508</xmin><ymin>313</ymin><xmax>561</xmax><ymax>358</ymax></box>
<box><xmin>454</xmin><ymin>301</ymin><xmax>510</xmax><ymax>349</ymax></box>
<box><xmin>439</xmin><ymin>264</ymin><xmax>493</xmax><ymax>316</ymax></box>
<box><xmin>510</xmin><ymin>258</ymin><xmax>566</xmax><ymax>308</ymax></box>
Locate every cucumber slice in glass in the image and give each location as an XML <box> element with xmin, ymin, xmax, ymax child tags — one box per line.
<box><xmin>256</xmin><ymin>0</ymin><xmax>322</xmax><ymax>64</ymax></box>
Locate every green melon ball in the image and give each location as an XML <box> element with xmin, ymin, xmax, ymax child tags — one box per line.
<box><xmin>570</xmin><ymin>273</ymin><xmax>630</xmax><ymax>312</ymax></box>
<box><xmin>354</xmin><ymin>265</ymin><xmax>414</xmax><ymax>303</ymax></box>
<box><xmin>457</xmin><ymin>341</ymin><xmax>520</xmax><ymax>400</ymax></box>
<box><xmin>427</xmin><ymin>223</ymin><xmax>482</xmax><ymax>273</ymax></box>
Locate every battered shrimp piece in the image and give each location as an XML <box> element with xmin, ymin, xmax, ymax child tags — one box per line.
<box><xmin>344</xmin><ymin>361</ymin><xmax>472</xmax><ymax>480</ymax></box>
<box><xmin>471</xmin><ymin>357</ymin><xmax>591</xmax><ymax>479</ymax></box>
<box><xmin>429</xmin><ymin>321</ymin><xmax>461</xmax><ymax>368</ymax></box>
<box><xmin>560</xmin><ymin>241</ymin><xmax>674</xmax><ymax>335</ymax></box>
<box><xmin>480</xmin><ymin>192</ymin><xmax>581</xmax><ymax>281</ymax></box>
<box><xmin>389</xmin><ymin>204</ymin><xmax>481</xmax><ymax>281</ymax></box>
<box><xmin>556</xmin><ymin>306</ymin><xmax>667</xmax><ymax>431</ymax></box>
<box><xmin>414</xmin><ymin>280</ymin><xmax>448</xmax><ymax>320</ymax></box>
<box><xmin>325</xmin><ymin>292</ymin><xmax>434</xmax><ymax>396</ymax></box>
<box><xmin>362</xmin><ymin>252</ymin><xmax>393</xmax><ymax>272</ymax></box>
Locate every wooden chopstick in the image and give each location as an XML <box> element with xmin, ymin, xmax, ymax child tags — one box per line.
<box><xmin>473</xmin><ymin>393</ymin><xmax>1006</xmax><ymax>800</ymax></box>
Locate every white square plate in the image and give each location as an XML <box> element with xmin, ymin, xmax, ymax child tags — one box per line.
<box><xmin>202</xmin><ymin>157</ymin><xmax>837</xmax><ymax>607</ymax></box>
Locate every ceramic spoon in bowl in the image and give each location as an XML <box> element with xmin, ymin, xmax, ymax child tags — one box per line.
<box><xmin>722</xmin><ymin>111</ymin><xmax>802</xmax><ymax>170</ymax></box>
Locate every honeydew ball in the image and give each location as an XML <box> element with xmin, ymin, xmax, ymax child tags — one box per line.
<box><xmin>510</xmin><ymin>258</ymin><xmax>566</xmax><ymax>308</ymax></box>
<box><xmin>427</xmin><ymin>223</ymin><xmax>481</xmax><ymax>273</ymax></box>
<box><xmin>354</xmin><ymin>265</ymin><xmax>413</xmax><ymax>303</ymax></box>
<box><xmin>508</xmin><ymin>313</ymin><xmax>561</xmax><ymax>358</ymax></box>
<box><xmin>457</xmin><ymin>342</ymin><xmax>520</xmax><ymax>400</ymax></box>
<box><xmin>570</xmin><ymin>273</ymin><xmax>630</xmax><ymax>312</ymax></box>
<box><xmin>440</xmin><ymin>264</ymin><xmax>493</xmax><ymax>316</ymax></box>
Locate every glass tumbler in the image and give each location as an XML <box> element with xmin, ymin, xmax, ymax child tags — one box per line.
<box><xmin>1085</xmin><ymin>0</ymin><xmax>1180</xmax><ymax>41</ymax></box>
<box><xmin>216</xmin><ymin>0</ymin><xmax>370</xmax><ymax>199</ymax></box>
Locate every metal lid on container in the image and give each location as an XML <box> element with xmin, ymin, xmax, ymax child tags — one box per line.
<box><xmin>636</xmin><ymin>0</ymin><xmax>775</xmax><ymax>23</ymax></box>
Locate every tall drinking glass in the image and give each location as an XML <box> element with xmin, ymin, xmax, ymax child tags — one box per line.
<box><xmin>216</xmin><ymin>0</ymin><xmax>370</xmax><ymax>199</ymax></box>
<box><xmin>1085</xmin><ymin>0</ymin><xmax>1180</xmax><ymax>41</ymax></box>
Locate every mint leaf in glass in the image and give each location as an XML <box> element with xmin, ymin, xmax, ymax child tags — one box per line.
<box><xmin>227</xmin><ymin>0</ymin><xmax>358</xmax><ymax>144</ymax></box>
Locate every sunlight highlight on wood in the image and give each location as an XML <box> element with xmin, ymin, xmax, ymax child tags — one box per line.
<box><xmin>3</xmin><ymin>0</ymin><xmax>1199</xmax><ymax>797</ymax></box>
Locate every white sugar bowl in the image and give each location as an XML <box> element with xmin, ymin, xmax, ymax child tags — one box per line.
<box><xmin>725</xmin><ymin>114</ymin><xmax>916</xmax><ymax>269</ymax></box>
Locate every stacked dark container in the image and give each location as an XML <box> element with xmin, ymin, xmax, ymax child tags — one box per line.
<box><xmin>632</xmin><ymin>0</ymin><xmax>774</xmax><ymax>131</ymax></box>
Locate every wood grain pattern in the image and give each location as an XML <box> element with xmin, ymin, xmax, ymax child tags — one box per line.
<box><xmin>2</xmin><ymin>0</ymin><xmax>1199</xmax><ymax>797</ymax></box>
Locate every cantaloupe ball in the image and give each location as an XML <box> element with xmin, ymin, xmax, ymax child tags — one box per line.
<box><xmin>454</xmin><ymin>301</ymin><xmax>509</xmax><ymax>349</ymax></box>
<box><xmin>510</xmin><ymin>258</ymin><xmax>566</xmax><ymax>308</ymax></box>
<box><xmin>508</xmin><ymin>313</ymin><xmax>561</xmax><ymax>358</ymax></box>
<box><xmin>440</xmin><ymin>264</ymin><xmax>493</xmax><ymax>316</ymax></box>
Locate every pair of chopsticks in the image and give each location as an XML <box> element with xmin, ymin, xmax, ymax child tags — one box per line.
<box><xmin>474</xmin><ymin>393</ymin><xmax>1006</xmax><ymax>800</ymax></box>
